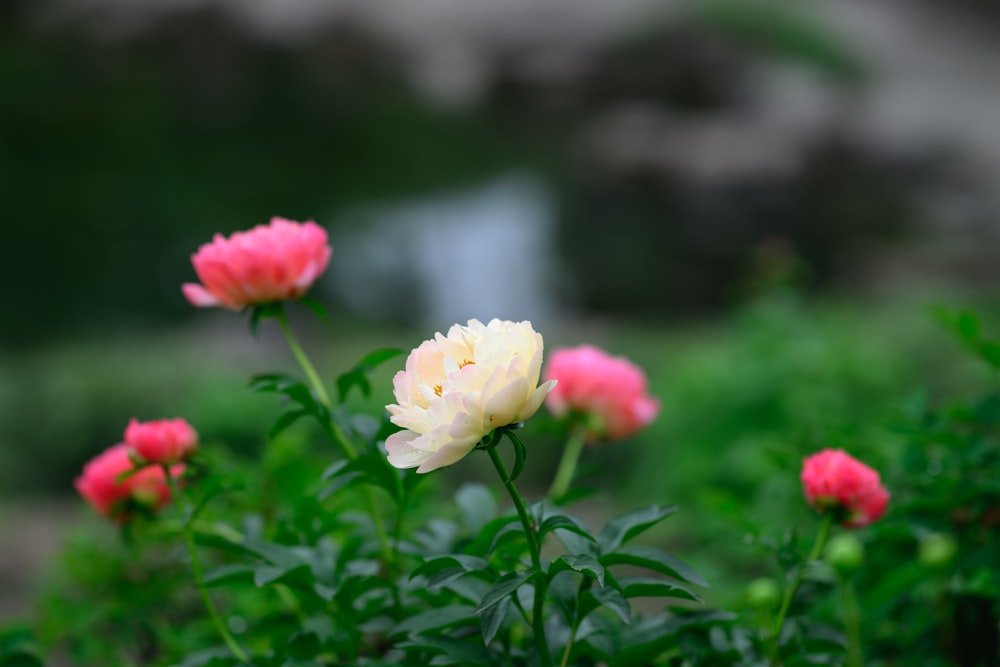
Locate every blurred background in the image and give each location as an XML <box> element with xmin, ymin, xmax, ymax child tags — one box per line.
<box><xmin>4</xmin><ymin>0</ymin><xmax>1000</xmax><ymax>631</ymax></box>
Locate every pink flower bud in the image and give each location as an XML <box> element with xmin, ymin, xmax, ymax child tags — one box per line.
<box><xmin>75</xmin><ymin>444</ymin><xmax>184</xmax><ymax>522</ymax></box>
<box><xmin>801</xmin><ymin>448</ymin><xmax>889</xmax><ymax>528</ymax></box>
<box><xmin>182</xmin><ymin>217</ymin><xmax>332</xmax><ymax>309</ymax></box>
<box><xmin>125</xmin><ymin>418</ymin><xmax>198</xmax><ymax>464</ymax></box>
<box><xmin>543</xmin><ymin>344</ymin><xmax>660</xmax><ymax>441</ymax></box>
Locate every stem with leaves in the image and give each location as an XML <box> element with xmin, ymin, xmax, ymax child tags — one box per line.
<box><xmin>163</xmin><ymin>467</ymin><xmax>249</xmax><ymax>664</ymax></box>
<box><xmin>272</xmin><ymin>306</ymin><xmax>393</xmax><ymax>571</ymax></box>
<box><xmin>486</xmin><ymin>431</ymin><xmax>554</xmax><ymax>667</ymax></box>
<box><xmin>771</xmin><ymin>513</ymin><xmax>834</xmax><ymax>655</ymax></box>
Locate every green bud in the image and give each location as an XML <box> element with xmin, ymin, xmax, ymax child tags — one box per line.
<box><xmin>745</xmin><ymin>577</ymin><xmax>781</xmax><ymax>610</ymax></box>
<box><xmin>825</xmin><ymin>533</ymin><xmax>865</xmax><ymax>573</ymax></box>
<box><xmin>918</xmin><ymin>533</ymin><xmax>957</xmax><ymax>569</ymax></box>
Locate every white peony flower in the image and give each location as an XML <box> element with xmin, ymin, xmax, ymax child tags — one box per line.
<box><xmin>385</xmin><ymin>318</ymin><xmax>556</xmax><ymax>473</ymax></box>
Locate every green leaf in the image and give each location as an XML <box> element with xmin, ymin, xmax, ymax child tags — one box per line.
<box><xmin>395</xmin><ymin>637</ymin><xmax>493</xmax><ymax>666</ymax></box>
<box><xmin>390</xmin><ymin>605</ymin><xmax>477</xmax><ymax>637</ymax></box>
<box><xmin>318</xmin><ymin>453</ymin><xmax>401</xmax><ymax>502</ymax></box>
<box><xmin>600</xmin><ymin>547</ymin><xmax>708</xmax><ymax>588</ymax></box>
<box><xmin>455</xmin><ymin>483</ymin><xmax>496</xmax><ymax>535</ymax></box>
<box><xmin>253</xmin><ymin>563</ymin><xmax>314</xmax><ymax>588</ymax></box>
<box><xmin>479</xmin><ymin>594</ymin><xmax>511</xmax><ymax>647</ymax></box>
<box><xmin>474</xmin><ymin>570</ymin><xmax>537</xmax><ymax>614</ymax></box>
<box><xmin>297</xmin><ymin>295</ymin><xmax>329</xmax><ymax>321</ymax></box>
<box><xmin>410</xmin><ymin>555</ymin><xmax>490</xmax><ymax>581</ymax></box>
<box><xmin>597</xmin><ymin>505</ymin><xmax>678</xmax><ymax>552</ymax></box>
<box><xmin>336</xmin><ymin>348</ymin><xmax>405</xmax><ymax>402</ymax></box>
<box><xmin>270</xmin><ymin>409</ymin><xmax>309</xmax><ymax>440</ymax></box>
<box><xmin>538</xmin><ymin>514</ymin><xmax>596</xmax><ymax>545</ymax></box>
<box><xmin>508</xmin><ymin>431</ymin><xmax>527</xmax><ymax>483</ymax></box>
<box><xmin>618</xmin><ymin>576</ymin><xmax>701</xmax><ymax>602</ymax></box>
<box><xmin>201</xmin><ymin>564</ymin><xmax>256</xmax><ymax>587</ymax></box>
<box><xmin>549</xmin><ymin>554</ymin><xmax>605</xmax><ymax>588</ymax></box>
<box><xmin>464</xmin><ymin>515</ymin><xmax>520</xmax><ymax>557</ymax></box>
<box><xmin>581</xmin><ymin>586</ymin><xmax>631</xmax><ymax>625</ymax></box>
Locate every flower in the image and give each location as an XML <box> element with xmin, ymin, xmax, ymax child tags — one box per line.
<box><xmin>125</xmin><ymin>418</ymin><xmax>198</xmax><ymax>464</ymax></box>
<box><xmin>75</xmin><ymin>444</ymin><xmax>184</xmax><ymax>521</ymax></box>
<box><xmin>182</xmin><ymin>217</ymin><xmax>332</xmax><ymax>309</ymax></box>
<box><xmin>543</xmin><ymin>344</ymin><xmax>660</xmax><ymax>441</ymax></box>
<box><xmin>385</xmin><ymin>318</ymin><xmax>556</xmax><ymax>473</ymax></box>
<box><xmin>801</xmin><ymin>448</ymin><xmax>889</xmax><ymax>528</ymax></box>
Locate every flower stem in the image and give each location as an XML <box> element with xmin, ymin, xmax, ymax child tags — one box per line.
<box><xmin>547</xmin><ymin>424</ymin><xmax>587</xmax><ymax>502</ymax></box>
<box><xmin>274</xmin><ymin>307</ymin><xmax>357</xmax><ymax>459</ymax></box>
<box><xmin>772</xmin><ymin>513</ymin><xmax>834</xmax><ymax>648</ymax></box>
<box><xmin>840</xmin><ymin>577</ymin><xmax>864</xmax><ymax>667</ymax></box>
<box><xmin>487</xmin><ymin>442</ymin><xmax>554</xmax><ymax>667</ymax></box>
<box><xmin>164</xmin><ymin>468</ymin><xmax>249</xmax><ymax>664</ymax></box>
<box><xmin>273</xmin><ymin>308</ymin><xmax>394</xmax><ymax>569</ymax></box>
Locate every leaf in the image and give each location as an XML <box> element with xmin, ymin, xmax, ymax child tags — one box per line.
<box><xmin>395</xmin><ymin>637</ymin><xmax>493</xmax><ymax>666</ymax></box>
<box><xmin>464</xmin><ymin>515</ymin><xmax>520</xmax><ymax>556</ymax></box>
<box><xmin>599</xmin><ymin>546</ymin><xmax>708</xmax><ymax>588</ymax></box>
<box><xmin>581</xmin><ymin>586</ymin><xmax>631</xmax><ymax>625</ymax></box>
<box><xmin>479</xmin><ymin>595</ymin><xmax>511</xmax><ymax>647</ymax></box>
<box><xmin>618</xmin><ymin>576</ymin><xmax>702</xmax><ymax>602</ymax></box>
<box><xmin>548</xmin><ymin>554</ymin><xmax>605</xmax><ymax>588</ymax></box>
<box><xmin>336</xmin><ymin>348</ymin><xmax>405</xmax><ymax>402</ymax></box>
<box><xmin>318</xmin><ymin>453</ymin><xmax>401</xmax><ymax>502</ymax></box>
<box><xmin>253</xmin><ymin>563</ymin><xmax>314</xmax><ymax>588</ymax></box>
<box><xmin>297</xmin><ymin>295</ymin><xmax>329</xmax><ymax>321</ymax></box>
<box><xmin>538</xmin><ymin>514</ymin><xmax>596</xmax><ymax>545</ymax></box>
<box><xmin>505</xmin><ymin>430</ymin><xmax>527</xmax><ymax>483</ymax></box>
<box><xmin>410</xmin><ymin>555</ymin><xmax>490</xmax><ymax>581</ymax></box>
<box><xmin>201</xmin><ymin>564</ymin><xmax>256</xmax><ymax>587</ymax></box>
<box><xmin>455</xmin><ymin>483</ymin><xmax>496</xmax><ymax>535</ymax></box>
<box><xmin>597</xmin><ymin>505</ymin><xmax>678</xmax><ymax>552</ymax></box>
<box><xmin>270</xmin><ymin>409</ymin><xmax>309</xmax><ymax>440</ymax></box>
<box><xmin>474</xmin><ymin>570</ymin><xmax>537</xmax><ymax>614</ymax></box>
<box><xmin>390</xmin><ymin>605</ymin><xmax>477</xmax><ymax>637</ymax></box>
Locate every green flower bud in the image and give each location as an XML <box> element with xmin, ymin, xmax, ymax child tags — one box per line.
<box><xmin>745</xmin><ymin>577</ymin><xmax>781</xmax><ymax>610</ymax></box>
<box><xmin>918</xmin><ymin>533</ymin><xmax>957</xmax><ymax>569</ymax></box>
<box><xmin>825</xmin><ymin>533</ymin><xmax>865</xmax><ymax>573</ymax></box>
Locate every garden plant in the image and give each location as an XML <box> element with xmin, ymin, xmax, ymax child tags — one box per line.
<box><xmin>2</xmin><ymin>218</ymin><xmax>998</xmax><ymax>667</ymax></box>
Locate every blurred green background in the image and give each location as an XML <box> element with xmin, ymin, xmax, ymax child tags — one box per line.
<box><xmin>4</xmin><ymin>0</ymin><xmax>1000</xmax><ymax>625</ymax></box>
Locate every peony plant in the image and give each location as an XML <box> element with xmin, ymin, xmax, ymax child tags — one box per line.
<box><xmin>50</xmin><ymin>216</ymin><xmax>943</xmax><ymax>667</ymax></box>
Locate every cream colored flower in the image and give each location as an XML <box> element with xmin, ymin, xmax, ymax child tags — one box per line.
<box><xmin>385</xmin><ymin>319</ymin><xmax>556</xmax><ymax>473</ymax></box>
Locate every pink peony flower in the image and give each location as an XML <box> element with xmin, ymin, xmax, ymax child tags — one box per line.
<box><xmin>182</xmin><ymin>217</ymin><xmax>332</xmax><ymax>309</ymax></box>
<box><xmin>801</xmin><ymin>448</ymin><xmax>889</xmax><ymax>528</ymax></box>
<box><xmin>75</xmin><ymin>444</ymin><xmax>184</xmax><ymax>522</ymax></box>
<box><xmin>125</xmin><ymin>418</ymin><xmax>198</xmax><ymax>464</ymax></box>
<box><xmin>543</xmin><ymin>344</ymin><xmax>660</xmax><ymax>441</ymax></box>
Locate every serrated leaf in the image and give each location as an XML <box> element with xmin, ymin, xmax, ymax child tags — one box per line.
<box><xmin>549</xmin><ymin>554</ymin><xmax>605</xmax><ymax>587</ymax></box>
<box><xmin>597</xmin><ymin>505</ymin><xmax>678</xmax><ymax>552</ymax></box>
<box><xmin>474</xmin><ymin>570</ymin><xmax>537</xmax><ymax>614</ymax></box>
<box><xmin>480</xmin><ymin>594</ymin><xmax>511</xmax><ymax>646</ymax></box>
<box><xmin>600</xmin><ymin>547</ymin><xmax>708</xmax><ymax>588</ymax></box>
<box><xmin>391</xmin><ymin>605</ymin><xmax>477</xmax><ymax>637</ymax></box>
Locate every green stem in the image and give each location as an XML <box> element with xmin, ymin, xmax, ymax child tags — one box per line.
<box><xmin>273</xmin><ymin>307</ymin><xmax>394</xmax><ymax>572</ymax></box>
<box><xmin>547</xmin><ymin>425</ymin><xmax>587</xmax><ymax>501</ymax></box>
<box><xmin>487</xmin><ymin>443</ymin><xmax>554</xmax><ymax>667</ymax></box>
<box><xmin>772</xmin><ymin>513</ymin><xmax>834</xmax><ymax>651</ymax></box>
<box><xmin>840</xmin><ymin>577</ymin><xmax>864</xmax><ymax>667</ymax></box>
<box><xmin>274</xmin><ymin>308</ymin><xmax>357</xmax><ymax>459</ymax></box>
<box><xmin>164</xmin><ymin>468</ymin><xmax>249</xmax><ymax>664</ymax></box>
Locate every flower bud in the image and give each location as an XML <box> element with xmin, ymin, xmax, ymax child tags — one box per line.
<box><xmin>918</xmin><ymin>533</ymin><xmax>957</xmax><ymax>569</ymax></box>
<box><xmin>825</xmin><ymin>533</ymin><xmax>865</xmax><ymax>573</ymax></box>
<box><xmin>745</xmin><ymin>577</ymin><xmax>781</xmax><ymax>610</ymax></box>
